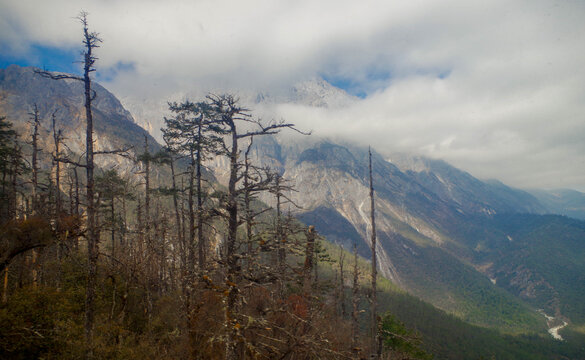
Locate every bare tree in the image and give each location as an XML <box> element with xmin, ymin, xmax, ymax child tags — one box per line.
<box><xmin>240</xmin><ymin>137</ymin><xmax>275</xmax><ymax>273</ymax></box>
<box><xmin>207</xmin><ymin>93</ymin><xmax>307</xmax><ymax>360</ymax></box>
<box><xmin>268</xmin><ymin>173</ymin><xmax>301</xmax><ymax>298</ymax></box>
<box><xmin>303</xmin><ymin>225</ymin><xmax>316</xmax><ymax>296</ymax></box>
<box><xmin>339</xmin><ymin>245</ymin><xmax>347</xmax><ymax>317</ymax></box>
<box><xmin>368</xmin><ymin>147</ymin><xmax>381</xmax><ymax>359</ymax></box>
<box><xmin>27</xmin><ymin>104</ymin><xmax>42</xmax><ymax>289</ymax></box>
<box><xmin>158</xmin><ymin>143</ymin><xmax>185</xmax><ymax>284</ymax></box>
<box><xmin>27</xmin><ymin>104</ymin><xmax>41</xmax><ymax>216</ymax></box>
<box><xmin>36</xmin><ymin>12</ymin><xmax>102</xmax><ymax>358</ymax></box>
<box><xmin>351</xmin><ymin>243</ymin><xmax>360</xmax><ymax>357</ymax></box>
<box><xmin>51</xmin><ymin>110</ymin><xmax>64</xmax><ymax>216</ymax></box>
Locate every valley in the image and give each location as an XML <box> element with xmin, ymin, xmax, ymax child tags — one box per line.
<box><xmin>2</xmin><ymin>64</ymin><xmax>585</xmax><ymax>359</ymax></box>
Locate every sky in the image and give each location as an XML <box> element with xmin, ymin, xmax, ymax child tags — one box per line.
<box><xmin>1</xmin><ymin>0</ymin><xmax>584</xmax><ymax>191</ymax></box>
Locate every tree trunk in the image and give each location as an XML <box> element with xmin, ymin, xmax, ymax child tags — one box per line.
<box><xmin>82</xmin><ymin>28</ymin><xmax>98</xmax><ymax>359</ymax></box>
<box><xmin>196</xmin><ymin>122</ymin><xmax>206</xmax><ymax>270</ymax></box>
<box><xmin>111</xmin><ymin>198</ymin><xmax>116</xmax><ymax>264</ymax></box>
<box><xmin>30</xmin><ymin>104</ymin><xmax>40</xmax><ymax>216</ymax></box>
<box><xmin>368</xmin><ymin>147</ymin><xmax>380</xmax><ymax>359</ymax></box>
<box><xmin>52</xmin><ymin>111</ymin><xmax>62</xmax><ymax>215</ymax></box>
<box><xmin>303</xmin><ymin>226</ymin><xmax>316</xmax><ymax>296</ymax></box>
<box><xmin>188</xmin><ymin>148</ymin><xmax>195</xmax><ymax>277</ymax></box>
<box><xmin>225</xmin><ymin>123</ymin><xmax>239</xmax><ymax>360</ymax></box>
<box><xmin>275</xmin><ymin>175</ymin><xmax>286</xmax><ymax>298</ymax></box>
<box><xmin>244</xmin><ymin>143</ymin><xmax>253</xmax><ymax>272</ymax></box>
<box><xmin>351</xmin><ymin>244</ymin><xmax>360</xmax><ymax>356</ymax></box>
<box><xmin>339</xmin><ymin>245</ymin><xmax>346</xmax><ymax>317</ymax></box>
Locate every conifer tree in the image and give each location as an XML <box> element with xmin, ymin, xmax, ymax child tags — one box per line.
<box><xmin>0</xmin><ymin>117</ymin><xmax>19</xmax><ymax>222</ymax></box>
<box><xmin>163</xmin><ymin>100</ymin><xmax>224</xmax><ymax>272</ymax></box>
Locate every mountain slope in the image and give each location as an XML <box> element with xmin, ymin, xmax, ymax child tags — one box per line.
<box><xmin>0</xmin><ymin>65</ymin><xmax>160</xmax><ymax>172</ymax></box>
<box><xmin>240</xmin><ymin>137</ymin><xmax>544</xmax><ymax>330</ymax></box>
<box><xmin>529</xmin><ymin>188</ymin><xmax>585</xmax><ymax>220</ymax></box>
<box><xmin>390</xmin><ymin>153</ymin><xmax>546</xmax><ymax>215</ymax></box>
<box><xmin>243</xmin><ymin>136</ymin><xmax>585</xmax><ymax>337</ymax></box>
<box><xmin>4</xmin><ymin>64</ymin><xmax>585</xmax><ymax>356</ymax></box>
<box><xmin>7</xmin><ymin>62</ymin><xmax>580</xmax><ymax>333</ymax></box>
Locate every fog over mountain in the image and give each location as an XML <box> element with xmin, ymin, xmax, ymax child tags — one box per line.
<box><xmin>2</xmin><ymin>0</ymin><xmax>584</xmax><ymax>191</ymax></box>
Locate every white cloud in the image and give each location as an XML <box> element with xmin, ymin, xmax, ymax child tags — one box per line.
<box><xmin>1</xmin><ymin>0</ymin><xmax>585</xmax><ymax>190</ymax></box>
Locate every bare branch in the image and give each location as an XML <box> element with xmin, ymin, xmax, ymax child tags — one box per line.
<box><xmin>53</xmin><ymin>156</ymin><xmax>88</xmax><ymax>168</ymax></box>
<box><xmin>34</xmin><ymin>69</ymin><xmax>84</xmax><ymax>82</ymax></box>
<box><xmin>94</xmin><ymin>146</ymin><xmax>134</xmax><ymax>158</ymax></box>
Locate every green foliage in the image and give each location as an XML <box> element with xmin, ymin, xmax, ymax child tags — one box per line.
<box><xmin>162</xmin><ymin>100</ymin><xmax>226</xmax><ymax>159</ymax></box>
<box><xmin>377</xmin><ymin>290</ymin><xmax>585</xmax><ymax>360</ymax></box>
<box><xmin>0</xmin><ymin>285</ymin><xmax>84</xmax><ymax>359</ymax></box>
<box><xmin>381</xmin><ymin>312</ymin><xmax>432</xmax><ymax>359</ymax></box>
<box><xmin>378</xmin><ymin>230</ymin><xmax>543</xmax><ymax>332</ymax></box>
<box><xmin>4</xmin><ymin>63</ymin><xmax>585</xmax><ymax>360</ymax></box>
<box><xmin>313</xmin><ymin>239</ymin><xmax>585</xmax><ymax>360</ymax></box>
<box><xmin>0</xmin><ymin>116</ymin><xmax>24</xmax><ymax>222</ymax></box>
<box><xmin>446</xmin><ymin>213</ymin><xmax>585</xmax><ymax>324</ymax></box>
<box><xmin>1</xmin><ymin>217</ymin><xmax>55</xmax><ymax>273</ymax></box>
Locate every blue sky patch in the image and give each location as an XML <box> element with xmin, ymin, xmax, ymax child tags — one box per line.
<box><xmin>321</xmin><ymin>68</ymin><xmax>393</xmax><ymax>99</ymax></box>
<box><xmin>0</xmin><ymin>44</ymin><xmax>81</xmax><ymax>74</ymax></box>
<box><xmin>96</xmin><ymin>61</ymin><xmax>136</xmax><ymax>83</ymax></box>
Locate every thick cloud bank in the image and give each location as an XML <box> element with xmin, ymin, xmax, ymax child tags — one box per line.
<box><xmin>1</xmin><ymin>0</ymin><xmax>584</xmax><ymax>190</ymax></box>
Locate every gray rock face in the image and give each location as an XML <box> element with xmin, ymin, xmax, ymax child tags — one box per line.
<box><xmin>254</xmin><ymin>78</ymin><xmax>357</xmax><ymax>108</ymax></box>
<box><xmin>0</xmin><ymin>65</ymin><xmax>159</xmax><ymax>172</ymax></box>
<box><xmin>6</xmin><ymin>63</ymin><xmax>582</xmax><ymax>328</ymax></box>
<box><xmin>218</xmin><ymin>136</ymin><xmax>572</xmax><ymax>325</ymax></box>
<box><xmin>390</xmin><ymin>152</ymin><xmax>547</xmax><ymax>215</ymax></box>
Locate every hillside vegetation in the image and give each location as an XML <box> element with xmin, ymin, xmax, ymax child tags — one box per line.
<box><xmin>2</xmin><ymin>16</ymin><xmax>585</xmax><ymax>359</ymax></box>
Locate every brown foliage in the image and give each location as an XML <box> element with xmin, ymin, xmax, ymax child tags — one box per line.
<box><xmin>0</xmin><ymin>217</ymin><xmax>54</xmax><ymax>273</ymax></box>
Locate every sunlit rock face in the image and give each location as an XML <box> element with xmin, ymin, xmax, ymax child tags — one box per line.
<box><xmin>0</xmin><ymin>65</ymin><xmax>160</xmax><ymax>174</ymax></box>
<box><xmin>5</xmin><ymin>63</ymin><xmax>584</xmax><ymax>330</ymax></box>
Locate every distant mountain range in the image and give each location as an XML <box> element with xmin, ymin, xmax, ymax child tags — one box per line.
<box><xmin>2</xmin><ymin>64</ymin><xmax>585</xmax><ymax>340</ymax></box>
<box><xmin>242</xmin><ymin>136</ymin><xmax>585</xmax><ymax>332</ymax></box>
<box><xmin>528</xmin><ymin>188</ymin><xmax>585</xmax><ymax>220</ymax></box>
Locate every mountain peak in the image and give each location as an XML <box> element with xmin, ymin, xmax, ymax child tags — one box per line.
<box><xmin>254</xmin><ymin>77</ymin><xmax>357</xmax><ymax>108</ymax></box>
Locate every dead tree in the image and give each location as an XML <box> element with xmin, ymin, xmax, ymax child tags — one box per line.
<box><xmin>28</xmin><ymin>104</ymin><xmax>41</xmax><ymax>215</ymax></box>
<box><xmin>339</xmin><ymin>245</ymin><xmax>347</xmax><ymax>317</ymax></box>
<box><xmin>207</xmin><ymin>93</ymin><xmax>307</xmax><ymax>360</ymax></box>
<box><xmin>242</xmin><ymin>138</ymin><xmax>255</xmax><ymax>272</ymax></box>
<box><xmin>138</xmin><ymin>135</ymin><xmax>152</xmax><ymax>247</ymax></box>
<box><xmin>267</xmin><ymin>173</ymin><xmax>301</xmax><ymax>298</ymax></box>
<box><xmin>159</xmin><ymin>143</ymin><xmax>185</xmax><ymax>281</ymax></box>
<box><xmin>136</xmin><ymin>135</ymin><xmax>155</xmax><ymax>306</ymax></box>
<box><xmin>351</xmin><ymin>243</ymin><xmax>360</xmax><ymax>356</ymax></box>
<box><xmin>303</xmin><ymin>225</ymin><xmax>316</xmax><ymax>296</ymax></box>
<box><xmin>368</xmin><ymin>147</ymin><xmax>381</xmax><ymax>359</ymax></box>
<box><xmin>36</xmin><ymin>12</ymin><xmax>102</xmax><ymax>358</ymax></box>
<box><xmin>51</xmin><ymin>110</ymin><xmax>64</xmax><ymax>216</ymax></box>
<box><xmin>240</xmin><ymin>136</ymin><xmax>275</xmax><ymax>273</ymax></box>
<box><xmin>27</xmin><ymin>104</ymin><xmax>42</xmax><ymax>289</ymax></box>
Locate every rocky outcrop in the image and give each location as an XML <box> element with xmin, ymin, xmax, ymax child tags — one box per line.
<box><xmin>0</xmin><ymin>65</ymin><xmax>160</xmax><ymax>173</ymax></box>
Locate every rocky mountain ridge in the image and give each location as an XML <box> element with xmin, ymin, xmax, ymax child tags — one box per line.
<box><xmin>0</xmin><ymin>65</ymin><xmax>160</xmax><ymax>174</ymax></box>
<box><xmin>3</xmin><ymin>64</ymin><xmax>585</xmax><ymax>334</ymax></box>
<box><xmin>119</xmin><ymin>76</ymin><xmax>357</xmax><ymax>142</ymax></box>
<box><xmin>238</xmin><ymin>137</ymin><xmax>575</xmax><ymax>329</ymax></box>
